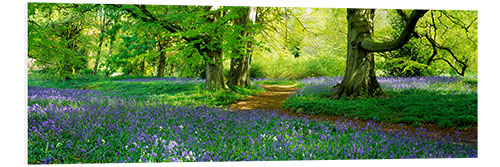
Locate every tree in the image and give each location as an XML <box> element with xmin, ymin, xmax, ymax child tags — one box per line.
<box><xmin>28</xmin><ymin>3</ymin><xmax>91</xmax><ymax>79</ymax></box>
<box><xmin>156</xmin><ymin>33</ymin><xmax>168</xmax><ymax>77</ymax></box>
<box><xmin>119</xmin><ymin>4</ymin><xmax>230</xmax><ymax>90</ymax></box>
<box><xmin>227</xmin><ymin>6</ymin><xmax>257</xmax><ymax>87</ymax></box>
<box><xmin>420</xmin><ymin>10</ymin><xmax>477</xmax><ymax>76</ymax></box>
<box><xmin>379</xmin><ymin>10</ymin><xmax>477</xmax><ymax>77</ymax></box>
<box><xmin>91</xmin><ymin>4</ymin><xmax>122</xmax><ymax>76</ymax></box>
<box><xmin>334</xmin><ymin>9</ymin><xmax>427</xmax><ymax>99</ymax></box>
<box><xmin>200</xmin><ymin>6</ymin><xmax>229</xmax><ymax>90</ymax></box>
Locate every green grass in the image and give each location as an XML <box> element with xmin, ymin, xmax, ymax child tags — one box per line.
<box><xmin>146</xmin><ymin>85</ymin><xmax>266</xmax><ymax>107</ymax></box>
<box><xmin>253</xmin><ymin>79</ymin><xmax>298</xmax><ymax>86</ymax></box>
<box><xmin>28</xmin><ymin>72</ymin><xmax>265</xmax><ymax>107</ymax></box>
<box><xmin>29</xmin><ymin>72</ymin><xmax>478</xmax><ymax>129</ymax></box>
<box><xmin>283</xmin><ymin>89</ymin><xmax>477</xmax><ymax>129</ymax></box>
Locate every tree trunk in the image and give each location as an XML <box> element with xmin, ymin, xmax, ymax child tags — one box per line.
<box><xmin>140</xmin><ymin>57</ymin><xmax>145</xmax><ymax>75</ymax></box>
<box><xmin>335</xmin><ymin>9</ymin><xmax>427</xmax><ymax>99</ymax></box>
<box><xmin>204</xmin><ymin>6</ymin><xmax>229</xmax><ymax>90</ymax></box>
<box><xmin>157</xmin><ymin>39</ymin><xmax>167</xmax><ymax>77</ymax></box>
<box><xmin>92</xmin><ymin>37</ymin><xmax>104</xmax><ymax>76</ymax></box>
<box><xmin>105</xmin><ymin>39</ymin><xmax>114</xmax><ymax>77</ymax></box>
<box><xmin>205</xmin><ymin>47</ymin><xmax>229</xmax><ymax>90</ymax></box>
<box><xmin>168</xmin><ymin>63</ymin><xmax>175</xmax><ymax>76</ymax></box>
<box><xmin>228</xmin><ymin>7</ymin><xmax>256</xmax><ymax>87</ymax></box>
<box><xmin>336</xmin><ymin>9</ymin><xmax>386</xmax><ymax>99</ymax></box>
<box><xmin>228</xmin><ymin>55</ymin><xmax>252</xmax><ymax>87</ymax></box>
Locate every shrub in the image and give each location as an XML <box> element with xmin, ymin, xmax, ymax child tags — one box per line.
<box><xmin>249</xmin><ymin>63</ymin><xmax>265</xmax><ymax>79</ymax></box>
<box><xmin>382</xmin><ymin>58</ymin><xmax>436</xmax><ymax>77</ymax></box>
<box><xmin>252</xmin><ymin>53</ymin><xmax>345</xmax><ymax>79</ymax></box>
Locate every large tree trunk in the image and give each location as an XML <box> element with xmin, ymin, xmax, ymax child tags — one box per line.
<box><xmin>336</xmin><ymin>9</ymin><xmax>385</xmax><ymax>98</ymax></box>
<box><xmin>228</xmin><ymin>7</ymin><xmax>256</xmax><ymax>87</ymax></box>
<box><xmin>205</xmin><ymin>47</ymin><xmax>229</xmax><ymax>90</ymax></box>
<box><xmin>335</xmin><ymin>9</ymin><xmax>427</xmax><ymax>99</ymax></box>
<box><xmin>204</xmin><ymin>6</ymin><xmax>229</xmax><ymax>90</ymax></box>
<box><xmin>228</xmin><ymin>55</ymin><xmax>252</xmax><ymax>87</ymax></box>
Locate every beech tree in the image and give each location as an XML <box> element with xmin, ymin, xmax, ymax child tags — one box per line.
<box><xmin>227</xmin><ymin>6</ymin><xmax>257</xmax><ymax>87</ymax></box>
<box><xmin>201</xmin><ymin>6</ymin><xmax>229</xmax><ymax>90</ymax></box>
<box><xmin>119</xmin><ymin>5</ymin><xmax>230</xmax><ymax>90</ymax></box>
<box><xmin>335</xmin><ymin>9</ymin><xmax>428</xmax><ymax>98</ymax></box>
<box><xmin>29</xmin><ymin>4</ymin><xmax>475</xmax><ymax>90</ymax></box>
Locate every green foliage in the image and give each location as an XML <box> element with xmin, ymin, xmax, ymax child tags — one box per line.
<box><xmin>251</xmin><ymin>8</ymin><xmax>347</xmax><ymax>79</ymax></box>
<box><xmin>283</xmin><ymin>89</ymin><xmax>477</xmax><ymax>129</ymax></box>
<box><xmin>28</xmin><ymin>3</ymin><xmax>91</xmax><ymax>79</ymax></box>
<box><xmin>28</xmin><ymin>3</ymin><xmax>477</xmax><ymax>83</ymax></box>
<box><xmin>249</xmin><ymin>63</ymin><xmax>265</xmax><ymax>79</ymax></box>
<box><xmin>252</xmin><ymin>52</ymin><xmax>345</xmax><ymax>79</ymax></box>
<box><xmin>253</xmin><ymin>79</ymin><xmax>298</xmax><ymax>86</ymax></box>
<box><xmin>376</xmin><ymin>10</ymin><xmax>478</xmax><ymax>77</ymax></box>
<box><xmin>382</xmin><ymin>57</ymin><xmax>436</xmax><ymax>77</ymax></box>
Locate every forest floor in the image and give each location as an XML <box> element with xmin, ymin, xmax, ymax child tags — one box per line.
<box><xmin>230</xmin><ymin>84</ymin><xmax>477</xmax><ymax>144</ymax></box>
<box><xmin>230</xmin><ymin>85</ymin><xmax>297</xmax><ymax>111</ymax></box>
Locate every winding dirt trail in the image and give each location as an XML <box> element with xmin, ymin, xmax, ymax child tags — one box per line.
<box><xmin>230</xmin><ymin>85</ymin><xmax>297</xmax><ymax>111</ymax></box>
<box><xmin>230</xmin><ymin>84</ymin><xmax>477</xmax><ymax>143</ymax></box>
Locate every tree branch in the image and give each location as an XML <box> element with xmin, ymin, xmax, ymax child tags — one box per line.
<box><xmin>135</xmin><ymin>5</ymin><xmax>183</xmax><ymax>33</ymax></box>
<box><xmin>437</xmin><ymin>46</ymin><xmax>466</xmax><ymax>65</ymax></box>
<box><xmin>441</xmin><ymin>11</ymin><xmax>474</xmax><ymax>32</ymax></box>
<box><xmin>396</xmin><ymin>9</ymin><xmax>421</xmax><ymax>38</ymax></box>
<box><xmin>435</xmin><ymin>57</ymin><xmax>460</xmax><ymax>74</ymax></box>
<box><xmin>290</xmin><ymin>14</ymin><xmax>318</xmax><ymax>36</ymax></box>
<box><xmin>116</xmin><ymin>4</ymin><xmax>202</xmax><ymax>41</ymax></box>
<box><xmin>360</xmin><ymin>10</ymin><xmax>428</xmax><ymax>52</ymax></box>
<box><xmin>424</xmin><ymin>33</ymin><xmax>438</xmax><ymax>65</ymax></box>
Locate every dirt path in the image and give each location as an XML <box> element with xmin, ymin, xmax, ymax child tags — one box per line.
<box><xmin>230</xmin><ymin>84</ymin><xmax>477</xmax><ymax>143</ymax></box>
<box><xmin>230</xmin><ymin>85</ymin><xmax>297</xmax><ymax>111</ymax></box>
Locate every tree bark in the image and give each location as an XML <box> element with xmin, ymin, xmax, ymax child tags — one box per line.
<box><xmin>336</xmin><ymin>9</ymin><xmax>385</xmax><ymax>98</ymax></box>
<box><xmin>140</xmin><ymin>57</ymin><xmax>146</xmax><ymax>75</ymax></box>
<box><xmin>228</xmin><ymin>7</ymin><xmax>256</xmax><ymax>87</ymax></box>
<box><xmin>424</xmin><ymin>33</ymin><xmax>438</xmax><ymax>65</ymax></box>
<box><xmin>228</xmin><ymin>55</ymin><xmax>252</xmax><ymax>87</ymax></box>
<box><xmin>157</xmin><ymin>38</ymin><xmax>167</xmax><ymax>77</ymax></box>
<box><xmin>105</xmin><ymin>37</ymin><xmax>114</xmax><ymax>77</ymax></box>
<box><xmin>205</xmin><ymin>46</ymin><xmax>229</xmax><ymax>90</ymax></box>
<box><xmin>360</xmin><ymin>10</ymin><xmax>428</xmax><ymax>52</ymax></box>
<box><xmin>204</xmin><ymin>6</ymin><xmax>229</xmax><ymax>90</ymax></box>
<box><xmin>335</xmin><ymin>9</ymin><xmax>427</xmax><ymax>99</ymax></box>
<box><xmin>92</xmin><ymin>36</ymin><xmax>104</xmax><ymax>76</ymax></box>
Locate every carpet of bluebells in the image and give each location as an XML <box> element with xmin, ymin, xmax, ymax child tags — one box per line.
<box><xmin>119</xmin><ymin>77</ymin><xmax>205</xmax><ymax>83</ymax></box>
<box><xmin>28</xmin><ymin>77</ymin><xmax>477</xmax><ymax>164</ymax></box>
<box><xmin>293</xmin><ymin>76</ymin><xmax>476</xmax><ymax>97</ymax></box>
<box><xmin>284</xmin><ymin>76</ymin><xmax>477</xmax><ymax>128</ymax></box>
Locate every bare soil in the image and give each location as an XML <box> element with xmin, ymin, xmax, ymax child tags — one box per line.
<box><xmin>230</xmin><ymin>85</ymin><xmax>297</xmax><ymax>111</ymax></box>
<box><xmin>230</xmin><ymin>85</ymin><xmax>477</xmax><ymax>143</ymax></box>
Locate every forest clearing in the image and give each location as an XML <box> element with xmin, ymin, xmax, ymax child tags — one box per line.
<box><xmin>27</xmin><ymin>2</ymin><xmax>478</xmax><ymax>165</ymax></box>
